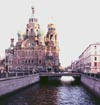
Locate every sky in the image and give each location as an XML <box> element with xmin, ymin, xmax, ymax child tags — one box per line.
<box><xmin>0</xmin><ymin>0</ymin><xmax>100</xmax><ymax>67</ymax></box>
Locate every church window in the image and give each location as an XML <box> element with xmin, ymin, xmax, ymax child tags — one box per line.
<box><xmin>18</xmin><ymin>60</ymin><xmax>20</xmax><ymax>64</ymax></box>
<box><xmin>50</xmin><ymin>34</ymin><xmax>53</xmax><ymax>40</ymax></box>
<box><xmin>94</xmin><ymin>46</ymin><xmax>97</xmax><ymax>49</ymax></box>
<box><xmin>39</xmin><ymin>60</ymin><xmax>42</xmax><ymax>64</ymax></box>
<box><xmin>32</xmin><ymin>51</ymin><xmax>34</xmax><ymax>55</ymax></box>
<box><xmin>21</xmin><ymin>60</ymin><xmax>24</xmax><ymax>64</ymax></box>
<box><xmin>28</xmin><ymin>51</ymin><xmax>30</xmax><ymax>56</ymax></box>
<box><xmin>26</xmin><ymin>29</ymin><xmax>28</xmax><ymax>32</ymax></box>
<box><xmin>55</xmin><ymin>35</ymin><xmax>57</xmax><ymax>40</ymax></box>
<box><xmin>22</xmin><ymin>51</ymin><xmax>24</xmax><ymax>57</ymax></box>
<box><xmin>18</xmin><ymin>51</ymin><xmax>20</xmax><ymax>56</ymax></box>
<box><xmin>31</xmin><ymin>29</ymin><xmax>33</xmax><ymax>32</ymax></box>
<box><xmin>26</xmin><ymin>51</ymin><xmax>27</xmax><ymax>56</ymax></box>
<box><xmin>28</xmin><ymin>60</ymin><xmax>30</xmax><ymax>64</ymax></box>
<box><xmin>27</xmin><ymin>24</ymin><xmax>30</xmax><ymax>28</ymax></box>
<box><xmin>94</xmin><ymin>62</ymin><xmax>97</xmax><ymax>66</ymax></box>
<box><xmin>53</xmin><ymin>28</ymin><xmax>55</xmax><ymax>30</ymax></box>
<box><xmin>47</xmin><ymin>34</ymin><xmax>49</xmax><ymax>38</ymax></box>
<box><xmin>31</xmin><ymin>18</ymin><xmax>33</xmax><ymax>22</ymax></box>
<box><xmin>35</xmin><ymin>51</ymin><xmax>37</xmax><ymax>56</ymax></box>
<box><xmin>25</xmin><ymin>60</ymin><xmax>27</xmax><ymax>64</ymax></box>
<box><xmin>32</xmin><ymin>60</ymin><xmax>34</xmax><ymax>64</ymax></box>
<box><xmin>49</xmin><ymin>28</ymin><xmax>51</xmax><ymax>31</ymax></box>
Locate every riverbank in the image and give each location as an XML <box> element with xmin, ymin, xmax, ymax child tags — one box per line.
<box><xmin>0</xmin><ymin>74</ymin><xmax>40</xmax><ymax>96</ymax></box>
<box><xmin>81</xmin><ymin>74</ymin><xmax>100</xmax><ymax>98</ymax></box>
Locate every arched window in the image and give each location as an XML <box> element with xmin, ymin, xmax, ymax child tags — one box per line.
<box><xmin>55</xmin><ymin>35</ymin><xmax>57</xmax><ymax>40</ymax></box>
<box><xmin>94</xmin><ymin>62</ymin><xmax>97</xmax><ymax>66</ymax></box>
<box><xmin>25</xmin><ymin>60</ymin><xmax>27</xmax><ymax>64</ymax></box>
<box><xmin>32</xmin><ymin>60</ymin><xmax>34</xmax><ymax>64</ymax></box>
<box><xmin>26</xmin><ymin>29</ymin><xmax>28</xmax><ymax>33</ymax></box>
<box><xmin>28</xmin><ymin>60</ymin><xmax>30</xmax><ymax>64</ymax></box>
<box><xmin>31</xmin><ymin>18</ymin><xmax>33</xmax><ymax>22</ymax></box>
<box><xmin>94</xmin><ymin>46</ymin><xmax>97</xmax><ymax>49</ymax></box>
<box><xmin>32</xmin><ymin>51</ymin><xmax>34</xmax><ymax>55</ymax></box>
<box><xmin>50</xmin><ymin>34</ymin><xmax>53</xmax><ymax>40</ymax></box>
<box><xmin>39</xmin><ymin>60</ymin><xmax>42</xmax><ymax>64</ymax></box>
<box><xmin>94</xmin><ymin>57</ymin><xmax>97</xmax><ymax>61</ymax></box>
<box><xmin>29</xmin><ymin>51</ymin><xmax>30</xmax><ymax>56</ymax></box>
<box><xmin>31</xmin><ymin>29</ymin><xmax>33</xmax><ymax>32</ymax></box>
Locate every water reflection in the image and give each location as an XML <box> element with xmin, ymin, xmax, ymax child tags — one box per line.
<box><xmin>0</xmin><ymin>80</ymin><xmax>100</xmax><ymax>105</ymax></box>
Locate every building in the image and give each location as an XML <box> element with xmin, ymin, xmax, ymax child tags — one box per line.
<box><xmin>79</xmin><ymin>43</ymin><xmax>100</xmax><ymax>73</ymax></box>
<box><xmin>71</xmin><ymin>60</ymin><xmax>81</xmax><ymax>72</ymax></box>
<box><xmin>0</xmin><ymin>58</ymin><xmax>5</xmax><ymax>73</ymax></box>
<box><xmin>71</xmin><ymin>60</ymin><xmax>78</xmax><ymax>71</ymax></box>
<box><xmin>5</xmin><ymin>7</ymin><xmax>60</xmax><ymax>73</ymax></box>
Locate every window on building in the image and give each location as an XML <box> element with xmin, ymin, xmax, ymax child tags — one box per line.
<box><xmin>29</xmin><ymin>51</ymin><xmax>30</xmax><ymax>56</ymax></box>
<box><xmin>50</xmin><ymin>34</ymin><xmax>53</xmax><ymax>40</ymax></box>
<box><xmin>32</xmin><ymin>60</ymin><xmax>34</xmax><ymax>64</ymax></box>
<box><xmin>25</xmin><ymin>60</ymin><xmax>27</xmax><ymax>64</ymax></box>
<box><xmin>94</xmin><ymin>57</ymin><xmax>97</xmax><ymax>61</ymax></box>
<box><xmin>21</xmin><ymin>60</ymin><xmax>23</xmax><ymax>64</ymax></box>
<box><xmin>18</xmin><ymin>51</ymin><xmax>20</xmax><ymax>56</ymax></box>
<box><xmin>35</xmin><ymin>52</ymin><xmax>37</xmax><ymax>56</ymax></box>
<box><xmin>55</xmin><ymin>35</ymin><xmax>57</xmax><ymax>40</ymax></box>
<box><xmin>49</xmin><ymin>28</ymin><xmax>51</xmax><ymax>31</ymax></box>
<box><xmin>9</xmin><ymin>60</ymin><xmax>11</xmax><ymax>64</ymax></box>
<box><xmin>25</xmin><ymin>52</ymin><xmax>27</xmax><ymax>56</ymax></box>
<box><xmin>94</xmin><ymin>62</ymin><xmax>97</xmax><ymax>66</ymax></box>
<box><xmin>32</xmin><ymin>51</ymin><xmax>34</xmax><ymax>55</ymax></box>
<box><xmin>22</xmin><ymin>51</ymin><xmax>24</xmax><ymax>57</ymax></box>
<box><xmin>26</xmin><ymin>29</ymin><xmax>28</xmax><ymax>33</ymax></box>
<box><xmin>28</xmin><ymin>60</ymin><xmax>30</xmax><ymax>64</ymax></box>
<box><xmin>31</xmin><ymin>29</ymin><xmax>33</xmax><ymax>32</ymax></box>
<box><xmin>94</xmin><ymin>46</ymin><xmax>97</xmax><ymax>49</ymax></box>
<box><xmin>39</xmin><ymin>60</ymin><xmax>42</xmax><ymax>64</ymax></box>
<box><xmin>31</xmin><ymin>18</ymin><xmax>33</xmax><ymax>22</ymax></box>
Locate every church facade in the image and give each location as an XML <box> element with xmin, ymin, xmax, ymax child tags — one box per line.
<box><xmin>5</xmin><ymin>7</ymin><xmax>60</xmax><ymax>73</ymax></box>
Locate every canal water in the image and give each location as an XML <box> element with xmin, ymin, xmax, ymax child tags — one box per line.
<box><xmin>0</xmin><ymin>78</ymin><xmax>100</xmax><ymax>105</ymax></box>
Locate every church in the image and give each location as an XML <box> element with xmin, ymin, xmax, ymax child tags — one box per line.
<box><xmin>5</xmin><ymin>7</ymin><xmax>60</xmax><ymax>73</ymax></box>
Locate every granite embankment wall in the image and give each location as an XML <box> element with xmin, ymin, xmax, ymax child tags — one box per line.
<box><xmin>81</xmin><ymin>74</ymin><xmax>100</xmax><ymax>98</ymax></box>
<box><xmin>0</xmin><ymin>74</ymin><xmax>40</xmax><ymax>96</ymax></box>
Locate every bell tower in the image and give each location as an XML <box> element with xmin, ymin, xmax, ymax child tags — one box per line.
<box><xmin>45</xmin><ymin>23</ymin><xmax>60</xmax><ymax>72</ymax></box>
<box><xmin>46</xmin><ymin>23</ymin><xmax>58</xmax><ymax>46</ymax></box>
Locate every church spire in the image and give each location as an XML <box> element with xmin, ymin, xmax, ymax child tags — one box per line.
<box><xmin>31</xmin><ymin>6</ymin><xmax>35</xmax><ymax>18</ymax></box>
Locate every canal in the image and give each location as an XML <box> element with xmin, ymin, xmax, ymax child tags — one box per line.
<box><xmin>0</xmin><ymin>78</ymin><xmax>100</xmax><ymax>105</ymax></box>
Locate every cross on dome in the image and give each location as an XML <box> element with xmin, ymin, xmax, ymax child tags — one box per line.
<box><xmin>31</xmin><ymin>6</ymin><xmax>35</xmax><ymax>17</ymax></box>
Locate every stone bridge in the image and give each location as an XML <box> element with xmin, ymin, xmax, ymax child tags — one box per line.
<box><xmin>40</xmin><ymin>72</ymin><xmax>81</xmax><ymax>77</ymax></box>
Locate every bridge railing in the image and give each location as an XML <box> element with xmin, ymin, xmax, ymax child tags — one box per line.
<box><xmin>82</xmin><ymin>73</ymin><xmax>100</xmax><ymax>79</ymax></box>
<box><xmin>0</xmin><ymin>73</ymin><xmax>6</xmax><ymax>78</ymax></box>
<box><xmin>39</xmin><ymin>72</ymin><xmax>81</xmax><ymax>77</ymax></box>
<box><xmin>0</xmin><ymin>70</ymin><xmax>38</xmax><ymax>80</ymax></box>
